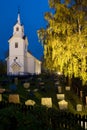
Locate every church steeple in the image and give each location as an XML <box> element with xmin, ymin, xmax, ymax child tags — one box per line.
<box><xmin>17</xmin><ymin>13</ymin><xmax>21</xmax><ymax>24</ymax></box>
<box><xmin>17</xmin><ymin>8</ymin><xmax>21</xmax><ymax>24</ymax></box>
<box><xmin>13</xmin><ymin>10</ymin><xmax>24</xmax><ymax>37</ymax></box>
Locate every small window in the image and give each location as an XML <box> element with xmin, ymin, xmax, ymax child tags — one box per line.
<box><xmin>15</xmin><ymin>42</ymin><xmax>18</xmax><ymax>48</ymax></box>
<box><xmin>16</xmin><ymin>27</ymin><xmax>19</xmax><ymax>31</ymax></box>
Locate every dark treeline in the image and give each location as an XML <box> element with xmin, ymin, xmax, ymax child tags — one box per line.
<box><xmin>0</xmin><ymin>60</ymin><xmax>6</xmax><ymax>75</ymax></box>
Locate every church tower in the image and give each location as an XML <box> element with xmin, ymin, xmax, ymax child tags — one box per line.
<box><xmin>7</xmin><ymin>12</ymin><xmax>28</xmax><ymax>75</ymax></box>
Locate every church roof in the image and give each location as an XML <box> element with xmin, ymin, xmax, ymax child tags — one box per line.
<box><xmin>27</xmin><ymin>51</ymin><xmax>41</xmax><ymax>63</ymax></box>
<box><xmin>8</xmin><ymin>35</ymin><xmax>27</xmax><ymax>42</ymax></box>
<box><xmin>23</xmin><ymin>35</ymin><xmax>26</xmax><ymax>40</ymax></box>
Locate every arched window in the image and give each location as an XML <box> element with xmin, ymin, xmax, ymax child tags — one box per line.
<box><xmin>15</xmin><ymin>42</ymin><xmax>18</xmax><ymax>48</ymax></box>
<box><xmin>16</xmin><ymin>27</ymin><xmax>19</xmax><ymax>31</ymax></box>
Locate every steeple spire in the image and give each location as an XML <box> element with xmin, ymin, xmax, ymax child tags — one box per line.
<box><xmin>17</xmin><ymin>8</ymin><xmax>21</xmax><ymax>24</ymax></box>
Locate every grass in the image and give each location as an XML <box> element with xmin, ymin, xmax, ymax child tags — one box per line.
<box><xmin>0</xmin><ymin>74</ymin><xmax>87</xmax><ymax>115</ymax></box>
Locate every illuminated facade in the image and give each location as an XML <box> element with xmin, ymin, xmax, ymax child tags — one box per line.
<box><xmin>6</xmin><ymin>13</ymin><xmax>41</xmax><ymax>75</ymax></box>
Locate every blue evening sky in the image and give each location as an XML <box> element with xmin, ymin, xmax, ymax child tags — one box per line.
<box><xmin>0</xmin><ymin>0</ymin><xmax>75</xmax><ymax>60</ymax></box>
<box><xmin>0</xmin><ymin>0</ymin><xmax>54</xmax><ymax>60</ymax></box>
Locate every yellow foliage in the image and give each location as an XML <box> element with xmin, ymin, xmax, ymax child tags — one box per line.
<box><xmin>37</xmin><ymin>1</ymin><xmax>87</xmax><ymax>84</ymax></box>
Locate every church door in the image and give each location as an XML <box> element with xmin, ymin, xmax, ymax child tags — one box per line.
<box><xmin>11</xmin><ymin>63</ymin><xmax>21</xmax><ymax>75</ymax></box>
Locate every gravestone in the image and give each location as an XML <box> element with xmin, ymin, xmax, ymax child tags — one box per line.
<box><xmin>26</xmin><ymin>89</ymin><xmax>31</xmax><ymax>92</ymax></box>
<box><xmin>33</xmin><ymin>89</ymin><xmax>38</xmax><ymax>92</ymax></box>
<box><xmin>65</xmin><ymin>86</ymin><xmax>70</xmax><ymax>91</ymax></box>
<box><xmin>58</xmin><ymin>86</ymin><xmax>62</xmax><ymax>93</ymax></box>
<box><xmin>9</xmin><ymin>94</ymin><xmax>20</xmax><ymax>104</ymax></box>
<box><xmin>23</xmin><ymin>82</ymin><xmax>30</xmax><ymax>89</ymax></box>
<box><xmin>0</xmin><ymin>88</ymin><xmax>5</xmax><ymax>93</ymax></box>
<box><xmin>39</xmin><ymin>82</ymin><xmax>44</xmax><ymax>86</ymax></box>
<box><xmin>41</xmin><ymin>97</ymin><xmax>52</xmax><ymax>108</ymax></box>
<box><xmin>56</xmin><ymin>94</ymin><xmax>65</xmax><ymax>100</ymax></box>
<box><xmin>25</xmin><ymin>100</ymin><xmax>36</xmax><ymax>106</ymax></box>
<box><xmin>58</xmin><ymin>100</ymin><xmax>68</xmax><ymax>110</ymax></box>
<box><xmin>0</xmin><ymin>94</ymin><xmax>2</xmax><ymax>102</ymax></box>
<box><xmin>76</xmin><ymin>104</ymin><xmax>82</xmax><ymax>111</ymax></box>
<box><xmin>55</xmin><ymin>81</ymin><xmax>60</xmax><ymax>86</ymax></box>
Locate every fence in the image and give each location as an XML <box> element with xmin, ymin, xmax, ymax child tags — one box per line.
<box><xmin>0</xmin><ymin>101</ymin><xmax>87</xmax><ymax>130</ymax></box>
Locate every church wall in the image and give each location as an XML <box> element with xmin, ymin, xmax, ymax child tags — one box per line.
<box><xmin>8</xmin><ymin>37</ymin><xmax>25</xmax><ymax>74</ymax></box>
<box><xmin>35</xmin><ymin>60</ymin><xmax>41</xmax><ymax>74</ymax></box>
<box><xmin>9</xmin><ymin>38</ymin><xmax>25</xmax><ymax>56</ymax></box>
<box><xmin>27</xmin><ymin>56</ymin><xmax>35</xmax><ymax>74</ymax></box>
<box><xmin>24</xmin><ymin>55</ymin><xmax>28</xmax><ymax>73</ymax></box>
<box><xmin>26</xmin><ymin>53</ymin><xmax>41</xmax><ymax>74</ymax></box>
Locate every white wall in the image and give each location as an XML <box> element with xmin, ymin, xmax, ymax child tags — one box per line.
<box><xmin>27</xmin><ymin>54</ymin><xmax>35</xmax><ymax>74</ymax></box>
<box><xmin>35</xmin><ymin>60</ymin><xmax>41</xmax><ymax>74</ymax></box>
<box><xmin>26</xmin><ymin>52</ymin><xmax>41</xmax><ymax>74</ymax></box>
<box><xmin>9</xmin><ymin>37</ymin><xmax>25</xmax><ymax>56</ymax></box>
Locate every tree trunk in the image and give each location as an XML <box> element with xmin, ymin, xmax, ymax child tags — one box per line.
<box><xmin>68</xmin><ymin>76</ymin><xmax>72</xmax><ymax>86</ymax></box>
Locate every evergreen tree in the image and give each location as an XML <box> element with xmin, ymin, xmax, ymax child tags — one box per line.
<box><xmin>37</xmin><ymin>0</ymin><xmax>87</xmax><ymax>85</ymax></box>
<box><xmin>0</xmin><ymin>60</ymin><xmax>6</xmax><ymax>75</ymax></box>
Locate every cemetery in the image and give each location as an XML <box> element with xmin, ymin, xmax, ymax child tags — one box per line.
<box><xmin>0</xmin><ymin>73</ymin><xmax>87</xmax><ymax>129</ymax></box>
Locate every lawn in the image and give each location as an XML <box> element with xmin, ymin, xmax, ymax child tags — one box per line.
<box><xmin>0</xmin><ymin>74</ymin><xmax>86</xmax><ymax>130</ymax></box>
<box><xmin>0</xmin><ymin>73</ymin><xmax>86</xmax><ymax>115</ymax></box>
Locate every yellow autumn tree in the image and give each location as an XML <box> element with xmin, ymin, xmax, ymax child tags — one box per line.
<box><xmin>38</xmin><ymin>0</ymin><xmax>87</xmax><ymax>85</ymax></box>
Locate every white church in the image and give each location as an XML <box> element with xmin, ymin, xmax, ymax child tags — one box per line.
<box><xmin>6</xmin><ymin>12</ymin><xmax>41</xmax><ymax>75</ymax></box>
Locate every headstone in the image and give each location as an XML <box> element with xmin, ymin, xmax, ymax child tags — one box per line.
<box><xmin>41</xmin><ymin>97</ymin><xmax>52</xmax><ymax>108</ymax></box>
<box><xmin>25</xmin><ymin>100</ymin><xmax>36</xmax><ymax>106</ymax></box>
<box><xmin>58</xmin><ymin>100</ymin><xmax>68</xmax><ymax>110</ymax></box>
<box><xmin>0</xmin><ymin>88</ymin><xmax>5</xmax><ymax>93</ymax></box>
<box><xmin>58</xmin><ymin>86</ymin><xmax>62</xmax><ymax>93</ymax></box>
<box><xmin>33</xmin><ymin>89</ymin><xmax>38</xmax><ymax>92</ymax></box>
<box><xmin>56</xmin><ymin>94</ymin><xmax>65</xmax><ymax>100</ymax></box>
<box><xmin>23</xmin><ymin>82</ymin><xmax>30</xmax><ymax>89</ymax></box>
<box><xmin>0</xmin><ymin>94</ymin><xmax>2</xmax><ymax>102</ymax></box>
<box><xmin>39</xmin><ymin>82</ymin><xmax>44</xmax><ymax>86</ymax></box>
<box><xmin>9</xmin><ymin>94</ymin><xmax>20</xmax><ymax>104</ymax></box>
<box><xmin>65</xmin><ymin>86</ymin><xmax>70</xmax><ymax>91</ymax></box>
<box><xmin>55</xmin><ymin>81</ymin><xmax>60</xmax><ymax>86</ymax></box>
<box><xmin>76</xmin><ymin>104</ymin><xmax>82</xmax><ymax>111</ymax></box>
<box><xmin>26</xmin><ymin>89</ymin><xmax>31</xmax><ymax>92</ymax></box>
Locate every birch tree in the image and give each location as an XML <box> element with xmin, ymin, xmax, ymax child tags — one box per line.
<box><xmin>38</xmin><ymin>0</ymin><xmax>87</xmax><ymax>85</ymax></box>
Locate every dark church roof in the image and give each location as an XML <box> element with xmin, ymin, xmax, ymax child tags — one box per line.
<box><xmin>23</xmin><ymin>35</ymin><xmax>26</xmax><ymax>40</ymax></box>
<box><xmin>8</xmin><ymin>35</ymin><xmax>27</xmax><ymax>40</ymax></box>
